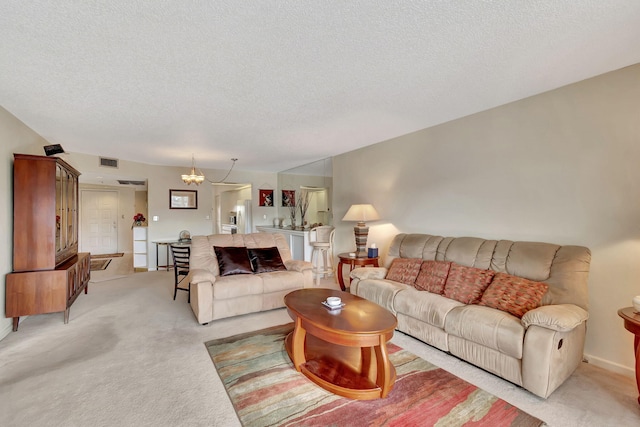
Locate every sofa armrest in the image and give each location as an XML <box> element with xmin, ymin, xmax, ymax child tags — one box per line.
<box><xmin>188</xmin><ymin>269</ymin><xmax>216</xmax><ymax>325</ymax></box>
<box><xmin>285</xmin><ymin>259</ymin><xmax>313</xmax><ymax>272</ymax></box>
<box><xmin>521</xmin><ymin>304</ymin><xmax>589</xmax><ymax>332</ymax></box>
<box><xmin>189</xmin><ymin>268</ymin><xmax>216</xmax><ymax>285</ymax></box>
<box><xmin>350</xmin><ymin>267</ymin><xmax>388</xmax><ymax>281</ymax></box>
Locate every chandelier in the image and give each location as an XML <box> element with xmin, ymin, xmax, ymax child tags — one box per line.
<box><xmin>181</xmin><ymin>155</ymin><xmax>237</xmax><ymax>185</ymax></box>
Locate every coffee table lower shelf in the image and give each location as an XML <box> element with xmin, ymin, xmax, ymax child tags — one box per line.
<box><xmin>285</xmin><ymin>332</ymin><xmax>396</xmax><ymax>400</ymax></box>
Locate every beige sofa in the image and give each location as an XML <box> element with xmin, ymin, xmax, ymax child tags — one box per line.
<box><xmin>349</xmin><ymin>233</ymin><xmax>591</xmax><ymax>398</ymax></box>
<box><xmin>189</xmin><ymin>233</ymin><xmax>313</xmax><ymax>324</ymax></box>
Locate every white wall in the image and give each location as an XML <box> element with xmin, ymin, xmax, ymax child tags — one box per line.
<box><xmin>332</xmin><ymin>64</ymin><xmax>640</xmax><ymax>377</ymax></box>
<box><xmin>0</xmin><ymin>107</ymin><xmax>51</xmax><ymax>339</ymax></box>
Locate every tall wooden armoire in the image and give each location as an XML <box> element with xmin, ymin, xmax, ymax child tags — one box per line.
<box><xmin>5</xmin><ymin>154</ymin><xmax>90</xmax><ymax>331</ymax></box>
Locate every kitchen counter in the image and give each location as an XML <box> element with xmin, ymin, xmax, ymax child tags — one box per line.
<box><xmin>256</xmin><ymin>226</ymin><xmax>312</xmax><ymax>261</ymax></box>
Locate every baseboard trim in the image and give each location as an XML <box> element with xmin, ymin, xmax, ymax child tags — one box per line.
<box><xmin>583</xmin><ymin>352</ymin><xmax>635</xmax><ymax>379</ymax></box>
<box><xmin>0</xmin><ymin>318</ymin><xmax>16</xmax><ymax>340</ymax></box>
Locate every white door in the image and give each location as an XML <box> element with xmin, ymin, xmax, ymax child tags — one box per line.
<box><xmin>81</xmin><ymin>190</ymin><xmax>118</xmax><ymax>254</ymax></box>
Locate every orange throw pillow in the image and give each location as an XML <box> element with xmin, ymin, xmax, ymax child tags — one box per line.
<box><xmin>443</xmin><ymin>264</ymin><xmax>495</xmax><ymax>304</ymax></box>
<box><xmin>414</xmin><ymin>261</ymin><xmax>451</xmax><ymax>294</ymax></box>
<box><xmin>479</xmin><ymin>272</ymin><xmax>549</xmax><ymax>318</ymax></box>
<box><xmin>385</xmin><ymin>258</ymin><xmax>423</xmax><ymax>285</ymax></box>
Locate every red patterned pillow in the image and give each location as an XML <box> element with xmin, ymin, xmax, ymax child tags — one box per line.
<box><xmin>479</xmin><ymin>272</ymin><xmax>549</xmax><ymax>318</ymax></box>
<box><xmin>443</xmin><ymin>264</ymin><xmax>495</xmax><ymax>304</ymax></box>
<box><xmin>385</xmin><ymin>258</ymin><xmax>423</xmax><ymax>285</ymax></box>
<box><xmin>414</xmin><ymin>261</ymin><xmax>451</xmax><ymax>294</ymax></box>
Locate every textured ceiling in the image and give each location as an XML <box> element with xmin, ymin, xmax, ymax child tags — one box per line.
<box><xmin>1</xmin><ymin>1</ymin><xmax>640</xmax><ymax>174</ymax></box>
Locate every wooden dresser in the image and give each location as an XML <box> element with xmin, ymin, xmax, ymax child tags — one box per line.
<box><xmin>6</xmin><ymin>153</ymin><xmax>90</xmax><ymax>331</ymax></box>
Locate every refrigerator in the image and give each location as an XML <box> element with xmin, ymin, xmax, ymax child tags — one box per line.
<box><xmin>235</xmin><ymin>200</ymin><xmax>253</xmax><ymax>234</ymax></box>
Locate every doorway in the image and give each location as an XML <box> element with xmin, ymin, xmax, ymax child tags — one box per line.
<box><xmin>80</xmin><ymin>190</ymin><xmax>119</xmax><ymax>254</ymax></box>
<box><xmin>212</xmin><ymin>183</ymin><xmax>253</xmax><ymax>234</ymax></box>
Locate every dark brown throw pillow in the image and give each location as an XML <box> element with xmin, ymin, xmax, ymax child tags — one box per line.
<box><xmin>214</xmin><ymin>246</ymin><xmax>253</xmax><ymax>276</ymax></box>
<box><xmin>248</xmin><ymin>247</ymin><xmax>287</xmax><ymax>274</ymax></box>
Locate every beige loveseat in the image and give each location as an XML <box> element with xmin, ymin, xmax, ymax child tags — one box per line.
<box><xmin>349</xmin><ymin>233</ymin><xmax>591</xmax><ymax>398</ymax></box>
<box><xmin>189</xmin><ymin>233</ymin><xmax>313</xmax><ymax>324</ymax></box>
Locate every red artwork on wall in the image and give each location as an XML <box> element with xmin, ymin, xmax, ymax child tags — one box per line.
<box><xmin>259</xmin><ymin>189</ymin><xmax>274</xmax><ymax>207</ymax></box>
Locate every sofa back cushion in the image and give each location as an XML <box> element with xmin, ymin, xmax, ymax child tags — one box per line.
<box><xmin>443</xmin><ymin>264</ymin><xmax>495</xmax><ymax>304</ymax></box>
<box><xmin>385</xmin><ymin>258</ymin><xmax>422</xmax><ymax>284</ymax></box>
<box><xmin>385</xmin><ymin>233</ymin><xmax>591</xmax><ymax>310</ymax></box>
<box><xmin>414</xmin><ymin>260</ymin><xmax>451</xmax><ymax>294</ymax></box>
<box><xmin>479</xmin><ymin>272</ymin><xmax>549</xmax><ymax>318</ymax></box>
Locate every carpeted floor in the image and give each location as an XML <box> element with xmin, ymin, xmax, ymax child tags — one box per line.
<box><xmin>0</xmin><ymin>271</ymin><xmax>639</xmax><ymax>426</ymax></box>
<box><xmin>207</xmin><ymin>323</ymin><xmax>543</xmax><ymax>426</ymax></box>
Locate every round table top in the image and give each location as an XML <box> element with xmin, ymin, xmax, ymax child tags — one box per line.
<box><xmin>284</xmin><ymin>288</ymin><xmax>396</xmax><ymax>335</ymax></box>
<box><xmin>619</xmin><ymin>307</ymin><xmax>640</xmax><ymax>323</ymax></box>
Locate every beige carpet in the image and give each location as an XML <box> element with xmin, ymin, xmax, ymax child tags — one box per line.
<box><xmin>0</xmin><ymin>272</ymin><xmax>639</xmax><ymax>427</ymax></box>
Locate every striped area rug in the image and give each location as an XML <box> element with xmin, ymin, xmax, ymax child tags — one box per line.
<box><xmin>205</xmin><ymin>323</ymin><xmax>543</xmax><ymax>427</ymax></box>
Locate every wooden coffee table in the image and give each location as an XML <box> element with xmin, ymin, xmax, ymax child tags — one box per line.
<box><xmin>284</xmin><ymin>288</ymin><xmax>397</xmax><ymax>400</ymax></box>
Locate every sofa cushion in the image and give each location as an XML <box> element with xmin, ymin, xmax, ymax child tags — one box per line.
<box><xmin>394</xmin><ymin>287</ymin><xmax>464</xmax><ymax>329</ymax></box>
<box><xmin>414</xmin><ymin>260</ymin><xmax>451</xmax><ymax>294</ymax></box>
<box><xmin>214</xmin><ymin>246</ymin><xmax>253</xmax><ymax>276</ymax></box>
<box><xmin>444</xmin><ymin>305</ymin><xmax>525</xmax><ymax>359</ymax></box>
<box><xmin>261</xmin><ymin>270</ymin><xmax>305</xmax><ymax>293</ymax></box>
<box><xmin>248</xmin><ymin>247</ymin><xmax>286</xmax><ymax>273</ymax></box>
<box><xmin>443</xmin><ymin>264</ymin><xmax>495</xmax><ymax>304</ymax></box>
<box><xmin>479</xmin><ymin>272</ymin><xmax>549</xmax><ymax>318</ymax></box>
<box><xmin>385</xmin><ymin>258</ymin><xmax>423</xmax><ymax>285</ymax></box>
<box><xmin>213</xmin><ymin>274</ymin><xmax>264</xmax><ymax>299</ymax></box>
<box><xmin>351</xmin><ymin>279</ymin><xmax>410</xmax><ymax>314</ymax></box>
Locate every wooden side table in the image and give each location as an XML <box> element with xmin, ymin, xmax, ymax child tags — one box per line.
<box><xmin>337</xmin><ymin>253</ymin><xmax>379</xmax><ymax>291</ymax></box>
<box><xmin>618</xmin><ymin>307</ymin><xmax>640</xmax><ymax>404</ymax></box>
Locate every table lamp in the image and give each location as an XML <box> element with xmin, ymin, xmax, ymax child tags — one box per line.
<box><xmin>342</xmin><ymin>204</ymin><xmax>380</xmax><ymax>257</ymax></box>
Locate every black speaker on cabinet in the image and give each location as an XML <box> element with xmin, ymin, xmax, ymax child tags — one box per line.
<box><xmin>43</xmin><ymin>144</ymin><xmax>65</xmax><ymax>156</ymax></box>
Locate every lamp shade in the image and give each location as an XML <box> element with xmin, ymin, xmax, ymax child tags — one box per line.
<box><xmin>342</xmin><ymin>204</ymin><xmax>380</xmax><ymax>223</ymax></box>
<box><xmin>342</xmin><ymin>204</ymin><xmax>380</xmax><ymax>258</ymax></box>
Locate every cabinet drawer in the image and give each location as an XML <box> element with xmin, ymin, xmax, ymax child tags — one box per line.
<box><xmin>6</xmin><ymin>271</ymin><xmax>68</xmax><ymax>317</ymax></box>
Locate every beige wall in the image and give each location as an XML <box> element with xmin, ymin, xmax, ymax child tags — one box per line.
<box><xmin>0</xmin><ymin>107</ymin><xmax>51</xmax><ymax>338</ymax></box>
<box><xmin>332</xmin><ymin>64</ymin><xmax>640</xmax><ymax>377</ymax></box>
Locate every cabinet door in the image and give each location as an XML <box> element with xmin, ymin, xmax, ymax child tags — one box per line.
<box><xmin>67</xmin><ymin>264</ymin><xmax>78</xmax><ymax>299</ymax></box>
<box><xmin>56</xmin><ymin>163</ymin><xmax>63</xmax><ymax>253</ymax></box>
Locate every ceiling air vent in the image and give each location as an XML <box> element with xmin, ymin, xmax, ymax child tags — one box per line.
<box><xmin>117</xmin><ymin>180</ymin><xmax>146</xmax><ymax>186</ymax></box>
<box><xmin>99</xmin><ymin>157</ymin><xmax>119</xmax><ymax>168</ymax></box>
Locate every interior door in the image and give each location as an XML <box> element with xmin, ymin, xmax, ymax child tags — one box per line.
<box><xmin>80</xmin><ymin>190</ymin><xmax>118</xmax><ymax>254</ymax></box>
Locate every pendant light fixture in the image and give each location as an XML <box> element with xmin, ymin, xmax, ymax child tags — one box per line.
<box><xmin>181</xmin><ymin>155</ymin><xmax>238</xmax><ymax>185</ymax></box>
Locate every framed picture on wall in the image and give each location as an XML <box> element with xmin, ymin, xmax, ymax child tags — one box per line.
<box><xmin>170</xmin><ymin>189</ymin><xmax>198</xmax><ymax>209</ymax></box>
<box><xmin>282</xmin><ymin>190</ymin><xmax>295</xmax><ymax>207</ymax></box>
<box><xmin>259</xmin><ymin>189</ymin><xmax>274</xmax><ymax>207</ymax></box>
